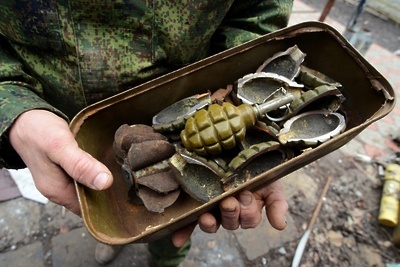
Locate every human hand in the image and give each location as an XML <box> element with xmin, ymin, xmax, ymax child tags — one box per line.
<box><xmin>9</xmin><ymin>109</ymin><xmax>113</xmax><ymax>215</ymax></box>
<box><xmin>171</xmin><ymin>181</ymin><xmax>288</xmax><ymax>247</ymax></box>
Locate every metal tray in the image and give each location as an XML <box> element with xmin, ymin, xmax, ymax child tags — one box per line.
<box><xmin>70</xmin><ymin>21</ymin><xmax>395</xmax><ymax>245</ymax></box>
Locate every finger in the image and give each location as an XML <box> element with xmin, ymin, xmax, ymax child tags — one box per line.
<box><xmin>265</xmin><ymin>196</ymin><xmax>288</xmax><ymax>230</ymax></box>
<box><xmin>198</xmin><ymin>212</ymin><xmax>220</xmax><ymax>233</ymax></box>
<box><xmin>50</xmin><ymin>139</ymin><xmax>113</xmax><ymax>191</ymax></box>
<box><xmin>262</xmin><ymin>183</ymin><xmax>288</xmax><ymax>230</ymax></box>
<box><xmin>238</xmin><ymin>190</ymin><xmax>262</xmax><ymax>229</ymax></box>
<box><xmin>219</xmin><ymin>196</ymin><xmax>240</xmax><ymax>230</ymax></box>
<box><xmin>171</xmin><ymin>222</ymin><xmax>197</xmax><ymax>247</ymax></box>
<box><xmin>8</xmin><ymin>110</ymin><xmax>109</xmax><ymax>214</ymax></box>
<box><xmin>31</xmin><ymin>164</ymin><xmax>82</xmax><ymax>216</ymax></box>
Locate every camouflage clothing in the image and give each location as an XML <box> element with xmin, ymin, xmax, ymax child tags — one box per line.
<box><xmin>0</xmin><ymin>0</ymin><xmax>293</xmax><ymax>168</ymax></box>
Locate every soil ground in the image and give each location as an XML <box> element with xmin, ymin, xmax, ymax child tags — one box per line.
<box><xmin>269</xmin><ymin>0</ymin><xmax>400</xmax><ymax>266</ymax></box>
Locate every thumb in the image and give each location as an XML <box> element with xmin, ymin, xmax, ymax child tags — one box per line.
<box><xmin>52</xmin><ymin>139</ymin><xmax>114</xmax><ymax>191</ymax></box>
<box><xmin>172</xmin><ymin>222</ymin><xmax>197</xmax><ymax>247</ymax></box>
<box><xmin>9</xmin><ymin>109</ymin><xmax>114</xmax><ymax>191</ymax></box>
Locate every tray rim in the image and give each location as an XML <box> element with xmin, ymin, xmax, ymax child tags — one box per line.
<box><xmin>70</xmin><ymin>21</ymin><xmax>396</xmax><ymax>245</ymax></box>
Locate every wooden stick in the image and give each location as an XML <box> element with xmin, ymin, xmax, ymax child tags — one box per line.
<box><xmin>319</xmin><ymin>0</ymin><xmax>336</xmax><ymax>22</ymax></box>
<box><xmin>307</xmin><ymin>176</ymin><xmax>332</xmax><ymax>229</ymax></box>
<box><xmin>292</xmin><ymin>176</ymin><xmax>333</xmax><ymax>267</ymax></box>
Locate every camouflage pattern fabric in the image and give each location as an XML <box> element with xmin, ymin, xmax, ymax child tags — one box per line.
<box><xmin>0</xmin><ymin>0</ymin><xmax>293</xmax><ymax>168</ymax></box>
<box><xmin>148</xmin><ymin>233</ymin><xmax>191</xmax><ymax>267</ymax></box>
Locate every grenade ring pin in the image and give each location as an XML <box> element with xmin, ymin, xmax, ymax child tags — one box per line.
<box><xmin>180</xmin><ymin>94</ymin><xmax>295</xmax><ymax>156</ymax></box>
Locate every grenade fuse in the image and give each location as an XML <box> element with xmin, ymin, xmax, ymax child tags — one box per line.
<box><xmin>180</xmin><ymin>94</ymin><xmax>295</xmax><ymax>156</ymax></box>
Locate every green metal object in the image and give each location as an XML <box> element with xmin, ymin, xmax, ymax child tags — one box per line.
<box><xmin>297</xmin><ymin>65</ymin><xmax>342</xmax><ymax>89</ymax></box>
<box><xmin>169</xmin><ymin>152</ymin><xmax>225</xmax><ymax>203</ymax></box>
<box><xmin>180</xmin><ymin>94</ymin><xmax>295</xmax><ymax>156</ymax></box>
<box><xmin>221</xmin><ymin>141</ymin><xmax>282</xmax><ymax>183</ymax></box>
<box><xmin>222</xmin><ymin>141</ymin><xmax>288</xmax><ymax>190</ymax></box>
<box><xmin>152</xmin><ymin>93</ymin><xmax>212</xmax><ymax>133</ymax></box>
<box><xmin>289</xmin><ymin>85</ymin><xmax>345</xmax><ymax>116</ymax></box>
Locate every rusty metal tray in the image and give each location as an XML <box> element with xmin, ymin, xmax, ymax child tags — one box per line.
<box><xmin>70</xmin><ymin>21</ymin><xmax>395</xmax><ymax>245</ymax></box>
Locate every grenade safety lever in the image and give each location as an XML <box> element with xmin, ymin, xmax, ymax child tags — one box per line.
<box><xmin>180</xmin><ymin>94</ymin><xmax>295</xmax><ymax>156</ymax></box>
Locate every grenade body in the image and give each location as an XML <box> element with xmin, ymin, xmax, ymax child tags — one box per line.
<box><xmin>180</xmin><ymin>102</ymin><xmax>257</xmax><ymax>156</ymax></box>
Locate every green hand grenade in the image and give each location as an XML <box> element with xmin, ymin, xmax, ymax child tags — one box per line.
<box><xmin>180</xmin><ymin>94</ymin><xmax>295</xmax><ymax>156</ymax></box>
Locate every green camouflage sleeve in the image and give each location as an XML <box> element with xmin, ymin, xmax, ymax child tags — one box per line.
<box><xmin>0</xmin><ymin>37</ymin><xmax>67</xmax><ymax>168</ymax></box>
<box><xmin>210</xmin><ymin>0</ymin><xmax>294</xmax><ymax>53</ymax></box>
<box><xmin>0</xmin><ymin>0</ymin><xmax>293</xmax><ymax>169</ymax></box>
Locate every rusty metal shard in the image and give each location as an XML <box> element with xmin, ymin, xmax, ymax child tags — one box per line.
<box><xmin>127</xmin><ymin>140</ymin><xmax>175</xmax><ymax>171</ymax></box>
<box><xmin>137</xmin><ymin>187</ymin><xmax>180</xmax><ymax>213</ymax></box>
<box><xmin>135</xmin><ymin>168</ymin><xmax>180</xmax><ymax>193</ymax></box>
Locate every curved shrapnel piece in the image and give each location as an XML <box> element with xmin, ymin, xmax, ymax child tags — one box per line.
<box><xmin>297</xmin><ymin>65</ymin><xmax>342</xmax><ymax>89</ymax></box>
<box><xmin>152</xmin><ymin>93</ymin><xmax>212</xmax><ymax>133</ymax></box>
<box><xmin>136</xmin><ymin>186</ymin><xmax>180</xmax><ymax>213</ymax></box>
<box><xmin>256</xmin><ymin>45</ymin><xmax>307</xmax><ymax>80</ymax></box>
<box><xmin>236</xmin><ymin>72</ymin><xmax>303</xmax><ymax>105</ymax></box>
<box><xmin>113</xmin><ymin>123</ymin><xmax>181</xmax><ymax>213</ymax></box>
<box><xmin>133</xmin><ymin>160</ymin><xmax>180</xmax><ymax>193</ymax></box>
<box><xmin>169</xmin><ymin>152</ymin><xmax>225</xmax><ymax>203</ymax></box>
<box><xmin>222</xmin><ymin>141</ymin><xmax>288</xmax><ymax>190</ymax></box>
<box><xmin>121</xmin><ymin>163</ymin><xmax>134</xmax><ymax>187</ymax></box>
<box><xmin>114</xmin><ymin>124</ymin><xmax>168</xmax><ymax>165</ymax></box>
<box><xmin>239</xmin><ymin>122</ymin><xmax>281</xmax><ymax>149</ymax></box>
<box><xmin>130</xmin><ymin>160</ymin><xmax>182</xmax><ymax>213</ymax></box>
<box><xmin>277</xmin><ymin>110</ymin><xmax>346</xmax><ymax>147</ymax></box>
<box><xmin>288</xmin><ymin>85</ymin><xmax>346</xmax><ymax>117</ymax></box>
<box><xmin>175</xmin><ymin>145</ymin><xmax>227</xmax><ymax>178</ymax></box>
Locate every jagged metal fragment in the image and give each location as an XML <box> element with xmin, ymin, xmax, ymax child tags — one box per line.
<box><xmin>134</xmin><ymin>161</ymin><xmax>180</xmax><ymax>193</ymax></box>
<box><xmin>113</xmin><ymin>124</ymin><xmax>168</xmax><ymax>164</ymax></box>
<box><xmin>211</xmin><ymin>85</ymin><xmax>234</xmax><ymax>105</ymax></box>
<box><xmin>137</xmin><ymin>186</ymin><xmax>180</xmax><ymax>213</ymax></box>
<box><xmin>176</xmin><ymin>148</ymin><xmax>227</xmax><ymax>178</ymax></box>
<box><xmin>227</xmin><ymin>141</ymin><xmax>282</xmax><ymax>172</ymax></box>
<box><xmin>222</xmin><ymin>141</ymin><xmax>287</xmax><ymax>189</ymax></box>
<box><xmin>169</xmin><ymin>152</ymin><xmax>225</xmax><ymax>203</ymax></box>
<box><xmin>288</xmin><ymin>85</ymin><xmax>346</xmax><ymax>117</ymax></box>
<box><xmin>240</xmin><ymin>122</ymin><xmax>280</xmax><ymax>149</ymax></box>
<box><xmin>126</xmin><ymin>140</ymin><xmax>176</xmax><ymax>171</ymax></box>
<box><xmin>256</xmin><ymin>45</ymin><xmax>307</xmax><ymax>80</ymax></box>
<box><xmin>277</xmin><ymin>110</ymin><xmax>346</xmax><ymax>147</ymax></box>
<box><xmin>236</xmin><ymin>72</ymin><xmax>303</xmax><ymax>105</ymax></box>
<box><xmin>121</xmin><ymin>163</ymin><xmax>134</xmax><ymax>187</ymax></box>
<box><xmin>126</xmin><ymin>159</ymin><xmax>182</xmax><ymax>213</ymax></box>
<box><xmin>297</xmin><ymin>65</ymin><xmax>342</xmax><ymax>89</ymax></box>
<box><xmin>152</xmin><ymin>93</ymin><xmax>212</xmax><ymax>133</ymax></box>
<box><xmin>114</xmin><ymin>123</ymin><xmax>182</xmax><ymax>213</ymax></box>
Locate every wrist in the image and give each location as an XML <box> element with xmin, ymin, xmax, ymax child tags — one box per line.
<box><xmin>0</xmin><ymin>126</ymin><xmax>26</xmax><ymax>169</ymax></box>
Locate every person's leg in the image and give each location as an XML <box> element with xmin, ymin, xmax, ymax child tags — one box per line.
<box><xmin>95</xmin><ymin>243</ymin><xmax>122</xmax><ymax>265</ymax></box>
<box><xmin>94</xmin><ymin>234</ymin><xmax>191</xmax><ymax>266</ymax></box>
<box><xmin>148</xmin><ymin>234</ymin><xmax>191</xmax><ymax>267</ymax></box>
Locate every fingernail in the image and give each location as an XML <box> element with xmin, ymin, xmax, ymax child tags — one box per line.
<box><xmin>92</xmin><ymin>173</ymin><xmax>110</xmax><ymax>190</ymax></box>
<box><xmin>239</xmin><ymin>193</ymin><xmax>252</xmax><ymax>206</ymax></box>
<box><xmin>204</xmin><ymin>223</ymin><xmax>216</xmax><ymax>231</ymax></box>
<box><xmin>284</xmin><ymin>216</ymin><xmax>287</xmax><ymax>225</ymax></box>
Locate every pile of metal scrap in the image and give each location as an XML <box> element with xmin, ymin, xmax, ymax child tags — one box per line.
<box><xmin>113</xmin><ymin>45</ymin><xmax>348</xmax><ymax>213</ymax></box>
